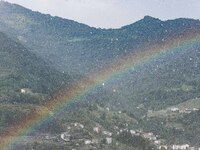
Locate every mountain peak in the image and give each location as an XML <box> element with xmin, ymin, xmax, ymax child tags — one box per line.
<box><xmin>143</xmin><ymin>15</ymin><xmax>157</xmax><ymax>20</ymax></box>
<box><xmin>141</xmin><ymin>15</ymin><xmax>161</xmax><ymax>23</ymax></box>
<box><xmin>121</xmin><ymin>16</ymin><xmax>162</xmax><ymax>30</ymax></box>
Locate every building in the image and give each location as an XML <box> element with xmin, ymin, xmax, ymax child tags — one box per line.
<box><xmin>73</xmin><ymin>122</ymin><xmax>84</xmax><ymax>129</ymax></box>
<box><xmin>130</xmin><ymin>130</ymin><xmax>136</xmax><ymax>135</ymax></box>
<box><xmin>60</xmin><ymin>133</ymin><xmax>71</xmax><ymax>142</ymax></box>
<box><xmin>106</xmin><ymin>137</ymin><xmax>112</xmax><ymax>144</ymax></box>
<box><xmin>93</xmin><ymin>127</ymin><xmax>100</xmax><ymax>133</ymax></box>
<box><xmin>20</xmin><ymin>88</ymin><xmax>32</xmax><ymax>94</ymax></box>
<box><xmin>103</xmin><ymin>131</ymin><xmax>112</xmax><ymax>137</ymax></box>
<box><xmin>154</xmin><ymin>140</ymin><xmax>161</xmax><ymax>145</ymax></box>
<box><xmin>159</xmin><ymin>145</ymin><xmax>167</xmax><ymax>150</ymax></box>
<box><xmin>143</xmin><ymin>132</ymin><xmax>156</xmax><ymax>140</ymax></box>
<box><xmin>84</xmin><ymin>140</ymin><xmax>92</xmax><ymax>145</ymax></box>
<box><xmin>193</xmin><ymin>108</ymin><xmax>199</xmax><ymax>111</ymax></box>
<box><xmin>170</xmin><ymin>108</ymin><xmax>179</xmax><ymax>112</ymax></box>
<box><xmin>171</xmin><ymin>144</ymin><xmax>189</xmax><ymax>150</ymax></box>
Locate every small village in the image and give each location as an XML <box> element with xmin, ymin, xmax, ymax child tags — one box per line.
<box><xmin>57</xmin><ymin>120</ymin><xmax>200</xmax><ymax>150</ymax></box>
<box><xmin>11</xmin><ymin>102</ymin><xmax>199</xmax><ymax>150</ymax></box>
<box><xmin>60</xmin><ymin>121</ymin><xmax>116</xmax><ymax>149</ymax></box>
<box><xmin>167</xmin><ymin>107</ymin><xmax>199</xmax><ymax>114</ymax></box>
<box><xmin>148</xmin><ymin>106</ymin><xmax>200</xmax><ymax>119</ymax></box>
<box><xmin>13</xmin><ymin>101</ymin><xmax>200</xmax><ymax>150</ymax></box>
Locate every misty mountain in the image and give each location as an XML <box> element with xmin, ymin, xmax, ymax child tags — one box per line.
<box><xmin>0</xmin><ymin>32</ymin><xmax>70</xmax><ymax>104</ymax></box>
<box><xmin>1</xmin><ymin>1</ymin><xmax>199</xmax><ymax>75</ymax></box>
<box><xmin>0</xmin><ymin>1</ymin><xmax>200</xmax><ymax>148</ymax></box>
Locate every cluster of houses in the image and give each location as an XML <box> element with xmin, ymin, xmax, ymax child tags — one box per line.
<box><xmin>61</xmin><ymin>122</ymin><xmax>88</xmax><ymax>142</ymax></box>
<box><xmin>124</xmin><ymin>129</ymin><xmax>200</xmax><ymax>150</ymax></box>
<box><xmin>119</xmin><ymin>128</ymin><xmax>200</xmax><ymax>150</ymax></box>
<box><xmin>60</xmin><ymin>122</ymin><xmax>113</xmax><ymax>148</ymax></box>
<box><xmin>115</xmin><ymin>128</ymin><xmax>162</xmax><ymax>146</ymax></box>
<box><xmin>59</xmin><ymin>121</ymin><xmax>200</xmax><ymax>150</ymax></box>
<box><xmin>167</xmin><ymin>107</ymin><xmax>199</xmax><ymax>114</ymax></box>
<box><xmin>159</xmin><ymin>144</ymin><xmax>200</xmax><ymax>150</ymax></box>
<box><xmin>126</xmin><ymin>129</ymin><xmax>200</xmax><ymax>150</ymax></box>
<box><xmin>105</xmin><ymin>123</ymin><xmax>200</xmax><ymax>150</ymax></box>
<box><xmin>93</xmin><ymin>123</ymin><xmax>162</xmax><ymax>148</ymax></box>
<box><xmin>60</xmin><ymin>122</ymin><xmax>158</xmax><ymax>148</ymax></box>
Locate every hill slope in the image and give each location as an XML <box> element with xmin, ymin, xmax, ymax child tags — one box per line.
<box><xmin>0</xmin><ymin>1</ymin><xmax>200</xmax><ymax>75</ymax></box>
<box><xmin>1</xmin><ymin>1</ymin><xmax>200</xmax><ymax>148</ymax></box>
<box><xmin>0</xmin><ymin>32</ymin><xmax>69</xmax><ymax>104</ymax></box>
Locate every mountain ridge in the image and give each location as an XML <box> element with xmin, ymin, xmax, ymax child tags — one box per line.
<box><xmin>1</xmin><ymin>2</ymin><xmax>199</xmax><ymax>74</ymax></box>
<box><xmin>1</xmin><ymin>1</ymin><xmax>200</xmax><ymax>30</ymax></box>
<box><xmin>0</xmin><ymin>31</ymin><xmax>70</xmax><ymax>104</ymax></box>
<box><xmin>0</xmin><ymin>1</ymin><xmax>200</xmax><ymax>149</ymax></box>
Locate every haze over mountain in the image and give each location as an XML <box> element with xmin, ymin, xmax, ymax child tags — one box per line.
<box><xmin>5</xmin><ymin>0</ymin><xmax>200</xmax><ymax>28</ymax></box>
<box><xmin>1</xmin><ymin>1</ymin><xmax>200</xmax><ymax>75</ymax></box>
<box><xmin>0</xmin><ymin>31</ymin><xmax>71</xmax><ymax>104</ymax></box>
<box><xmin>0</xmin><ymin>1</ymin><xmax>200</xmax><ymax>149</ymax></box>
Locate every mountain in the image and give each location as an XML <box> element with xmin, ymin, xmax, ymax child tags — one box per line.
<box><xmin>1</xmin><ymin>1</ymin><xmax>200</xmax><ymax>149</ymax></box>
<box><xmin>0</xmin><ymin>1</ymin><xmax>200</xmax><ymax>75</ymax></box>
<box><xmin>0</xmin><ymin>1</ymin><xmax>103</xmax><ymax>74</ymax></box>
<box><xmin>0</xmin><ymin>31</ymin><xmax>75</xmax><ymax>141</ymax></box>
<box><xmin>0</xmin><ymin>31</ymin><xmax>70</xmax><ymax>104</ymax></box>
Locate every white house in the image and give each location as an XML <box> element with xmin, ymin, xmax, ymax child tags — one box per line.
<box><xmin>106</xmin><ymin>137</ymin><xmax>112</xmax><ymax>144</ymax></box>
<box><xmin>154</xmin><ymin>140</ymin><xmax>161</xmax><ymax>145</ymax></box>
<box><xmin>21</xmin><ymin>88</ymin><xmax>32</xmax><ymax>94</ymax></box>
<box><xmin>130</xmin><ymin>130</ymin><xmax>136</xmax><ymax>135</ymax></box>
<box><xmin>159</xmin><ymin>145</ymin><xmax>167</xmax><ymax>150</ymax></box>
<box><xmin>84</xmin><ymin>140</ymin><xmax>92</xmax><ymax>145</ymax></box>
<box><xmin>170</xmin><ymin>108</ymin><xmax>179</xmax><ymax>112</ymax></box>
<box><xmin>106</xmin><ymin>107</ymin><xmax>110</xmax><ymax>111</ymax></box>
<box><xmin>193</xmin><ymin>108</ymin><xmax>199</xmax><ymax>111</ymax></box>
<box><xmin>103</xmin><ymin>131</ymin><xmax>112</xmax><ymax>137</ymax></box>
<box><xmin>172</xmin><ymin>144</ymin><xmax>189</xmax><ymax>150</ymax></box>
<box><xmin>73</xmin><ymin>122</ymin><xmax>84</xmax><ymax>129</ymax></box>
<box><xmin>93</xmin><ymin>127</ymin><xmax>100</xmax><ymax>133</ymax></box>
<box><xmin>61</xmin><ymin>133</ymin><xmax>71</xmax><ymax>142</ymax></box>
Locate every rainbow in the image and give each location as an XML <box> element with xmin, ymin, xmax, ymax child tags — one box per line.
<box><xmin>1</xmin><ymin>31</ymin><xmax>200</xmax><ymax>150</ymax></box>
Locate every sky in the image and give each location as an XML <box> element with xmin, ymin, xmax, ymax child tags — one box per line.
<box><xmin>5</xmin><ymin>0</ymin><xmax>200</xmax><ymax>29</ymax></box>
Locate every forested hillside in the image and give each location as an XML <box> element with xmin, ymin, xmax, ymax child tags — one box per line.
<box><xmin>0</xmin><ymin>1</ymin><xmax>200</xmax><ymax>149</ymax></box>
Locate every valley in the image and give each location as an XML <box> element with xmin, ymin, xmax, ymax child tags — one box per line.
<box><xmin>0</xmin><ymin>1</ymin><xmax>200</xmax><ymax>150</ymax></box>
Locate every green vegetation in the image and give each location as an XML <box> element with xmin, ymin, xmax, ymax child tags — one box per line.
<box><xmin>14</xmin><ymin>142</ymin><xmax>72</xmax><ymax>150</ymax></box>
<box><xmin>116</xmin><ymin>132</ymin><xmax>155</xmax><ymax>150</ymax></box>
<box><xmin>0</xmin><ymin>32</ymin><xmax>73</xmax><ymax>134</ymax></box>
<box><xmin>0</xmin><ymin>32</ymin><xmax>71</xmax><ymax>104</ymax></box>
<box><xmin>0</xmin><ymin>1</ymin><xmax>200</xmax><ymax>149</ymax></box>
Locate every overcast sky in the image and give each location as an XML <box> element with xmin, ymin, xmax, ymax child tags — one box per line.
<box><xmin>5</xmin><ymin>0</ymin><xmax>200</xmax><ymax>29</ymax></box>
